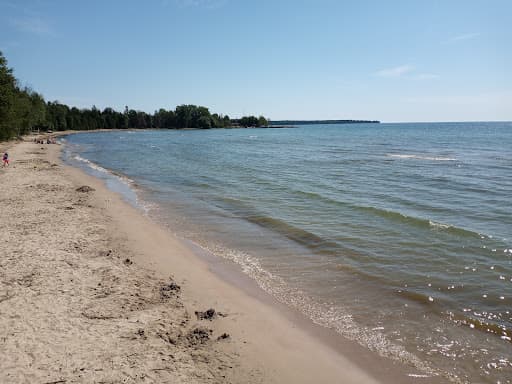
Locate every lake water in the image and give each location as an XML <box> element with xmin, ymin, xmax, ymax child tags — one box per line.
<box><xmin>63</xmin><ymin>122</ymin><xmax>512</xmax><ymax>383</ymax></box>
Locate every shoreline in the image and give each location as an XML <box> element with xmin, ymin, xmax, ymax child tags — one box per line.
<box><xmin>1</xmin><ymin>134</ymin><xmax>449</xmax><ymax>383</ymax></box>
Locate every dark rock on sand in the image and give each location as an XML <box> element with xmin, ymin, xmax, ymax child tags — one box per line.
<box><xmin>186</xmin><ymin>327</ymin><xmax>212</xmax><ymax>345</ymax></box>
<box><xmin>217</xmin><ymin>333</ymin><xmax>230</xmax><ymax>341</ymax></box>
<box><xmin>160</xmin><ymin>282</ymin><xmax>181</xmax><ymax>299</ymax></box>
<box><xmin>97</xmin><ymin>249</ymin><xmax>113</xmax><ymax>258</ymax></box>
<box><xmin>195</xmin><ymin>308</ymin><xmax>217</xmax><ymax>321</ymax></box>
<box><xmin>136</xmin><ymin>329</ymin><xmax>147</xmax><ymax>339</ymax></box>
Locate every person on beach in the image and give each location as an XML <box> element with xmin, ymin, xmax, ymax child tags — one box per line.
<box><xmin>2</xmin><ymin>152</ymin><xmax>9</xmax><ymax>167</ymax></box>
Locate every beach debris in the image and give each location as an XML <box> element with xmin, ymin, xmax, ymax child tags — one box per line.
<box><xmin>186</xmin><ymin>327</ymin><xmax>212</xmax><ymax>345</ymax></box>
<box><xmin>217</xmin><ymin>333</ymin><xmax>230</xmax><ymax>341</ymax></box>
<box><xmin>160</xmin><ymin>281</ymin><xmax>181</xmax><ymax>299</ymax></box>
<box><xmin>76</xmin><ymin>185</ymin><xmax>95</xmax><ymax>193</ymax></box>
<box><xmin>195</xmin><ymin>308</ymin><xmax>217</xmax><ymax>321</ymax></box>
<box><xmin>81</xmin><ymin>310</ymin><xmax>116</xmax><ymax>320</ymax></box>
<box><xmin>136</xmin><ymin>328</ymin><xmax>146</xmax><ymax>339</ymax></box>
<box><xmin>158</xmin><ymin>326</ymin><xmax>214</xmax><ymax>346</ymax></box>
<box><xmin>99</xmin><ymin>249</ymin><xmax>113</xmax><ymax>257</ymax></box>
<box><xmin>123</xmin><ymin>258</ymin><xmax>133</xmax><ymax>266</ymax></box>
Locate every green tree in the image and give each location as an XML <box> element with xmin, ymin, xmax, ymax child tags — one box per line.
<box><xmin>175</xmin><ymin>104</ymin><xmax>193</xmax><ymax>128</ymax></box>
<box><xmin>258</xmin><ymin>115</ymin><xmax>268</xmax><ymax>127</ymax></box>
<box><xmin>0</xmin><ymin>51</ymin><xmax>18</xmax><ymax>140</ymax></box>
<box><xmin>239</xmin><ymin>115</ymin><xmax>258</xmax><ymax>127</ymax></box>
<box><xmin>190</xmin><ymin>106</ymin><xmax>212</xmax><ymax>128</ymax></box>
<box><xmin>47</xmin><ymin>101</ymin><xmax>70</xmax><ymax>131</ymax></box>
<box><xmin>102</xmin><ymin>107</ymin><xmax>117</xmax><ymax>129</ymax></box>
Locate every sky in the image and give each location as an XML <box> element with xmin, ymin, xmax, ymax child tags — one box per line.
<box><xmin>0</xmin><ymin>0</ymin><xmax>510</xmax><ymax>122</ymax></box>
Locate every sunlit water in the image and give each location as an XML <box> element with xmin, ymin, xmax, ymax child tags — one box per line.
<box><xmin>63</xmin><ymin>122</ymin><xmax>512</xmax><ymax>383</ymax></box>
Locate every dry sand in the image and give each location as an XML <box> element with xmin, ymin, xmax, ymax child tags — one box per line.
<box><xmin>0</xmin><ymin>135</ymin><xmax>447</xmax><ymax>383</ymax></box>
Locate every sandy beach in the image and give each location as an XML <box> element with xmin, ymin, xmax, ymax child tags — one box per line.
<box><xmin>0</xmin><ymin>135</ymin><xmax>448</xmax><ymax>384</ymax></box>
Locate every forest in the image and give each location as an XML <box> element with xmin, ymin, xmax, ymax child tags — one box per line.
<box><xmin>0</xmin><ymin>51</ymin><xmax>268</xmax><ymax>141</ymax></box>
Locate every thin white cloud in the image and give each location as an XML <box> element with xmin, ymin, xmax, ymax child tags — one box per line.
<box><xmin>414</xmin><ymin>73</ymin><xmax>440</xmax><ymax>80</ymax></box>
<box><xmin>375</xmin><ymin>65</ymin><xmax>414</xmax><ymax>78</ymax></box>
<box><xmin>443</xmin><ymin>33</ymin><xmax>480</xmax><ymax>44</ymax></box>
<box><xmin>374</xmin><ymin>65</ymin><xmax>439</xmax><ymax>80</ymax></box>
<box><xmin>10</xmin><ymin>16</ymin><xmax>54</xmax><ymax>36</ymax></box>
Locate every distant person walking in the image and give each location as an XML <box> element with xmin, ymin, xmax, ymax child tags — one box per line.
<box><xmin>2</xmin><ymin>152</ymin><xmax>9</xmax><ymax>167</ymax></box>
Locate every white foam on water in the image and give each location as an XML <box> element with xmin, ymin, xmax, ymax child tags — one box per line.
<box><xmin>132</xmin><ymin>193</ymin><xmax>159</xmax><ymax>216</ymax></box>
<box><xmin>387</xmin><ymin>154</ymin><xmax>456</xmax><ymax>161</ymax></box>
<box><xmin>74</xmin><ymin>155</ymin><xmax>111</xmax><ymax>175</ymax></box>
<box><xmin>428</xmin><ymin>220</ymin><xmax>452</xmax><ymax>230</ymax></box>
<box><xmin>73</xmin><ymin>155</ymin><xmax>134</xmax><ymax>184</ymax></box>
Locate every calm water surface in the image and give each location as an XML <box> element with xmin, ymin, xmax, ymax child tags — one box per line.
<box><xmin>63</xmin><ymin>122</ymin><xmax>512</xmax><ymax>383</ymax></box>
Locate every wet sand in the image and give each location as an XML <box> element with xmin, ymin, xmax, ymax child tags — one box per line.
<box><xmin>0</xmin><ymin>134</ymin><xmax>448</xmax><ymax>383</ymax></box>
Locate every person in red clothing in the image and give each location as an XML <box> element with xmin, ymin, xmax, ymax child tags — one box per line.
<box><xmin>2</xmin><ymin>152</ymin><xmax>9</xmax><ymax>166</ymax></box>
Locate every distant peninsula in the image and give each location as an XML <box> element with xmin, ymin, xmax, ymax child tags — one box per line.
<box><xmin>270</xmin><ymin>119</ymin><xmax>380</xmax><ymax>126</ymax></box>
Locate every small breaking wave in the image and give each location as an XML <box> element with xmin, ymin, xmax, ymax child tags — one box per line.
<box><xmin>73</xmin><ymin>155</ymin><xmax>134</xmax><ymax>184</ymax></box>
<box><xmin>428</xmin><ymin>220</ymin><xmax>452</xmax><ymax>230</ymax></box>
<box><xmin>397</xmin><ymin>289</ymin><xmax>512</xmax><ymax>343</ymax></box>
<box><xmin>73</xmin><ymin>155</ymin><xmax>110</xmax><ymax>174</ymax></box>
<box><xmin>387</xmin><ymin>153</ymin><xmax>456</xmax><ymax>161</ymax></box>
<box><xmin>359</xmin><ymin>205</ymin><xmax>483</xmax><ymax>238</ymax></box>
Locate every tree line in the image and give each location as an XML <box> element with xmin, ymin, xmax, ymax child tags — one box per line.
<box><xmin>0</xmin><ymin>51</ymin><xmax>269</xmax><ymax>141</ymax></box>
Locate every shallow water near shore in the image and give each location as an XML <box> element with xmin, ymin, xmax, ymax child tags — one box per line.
<box><xmin>63</xmin><ymin>122</ymin><xmax>512</xmax><ymax>383</ymax></box>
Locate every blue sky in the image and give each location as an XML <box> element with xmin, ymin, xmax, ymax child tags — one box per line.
<box><xmin>0</xmin><ymin>0</ymin><xmax>510</xmax><ymax>122</ymax></box>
